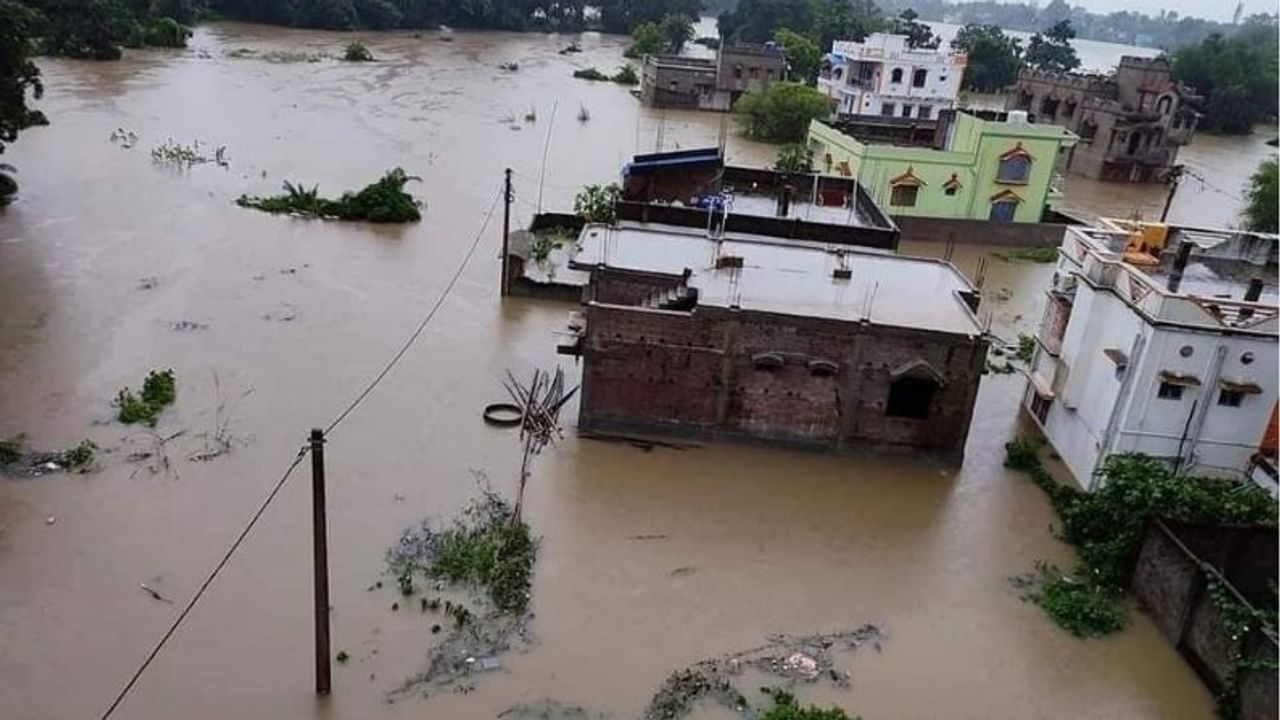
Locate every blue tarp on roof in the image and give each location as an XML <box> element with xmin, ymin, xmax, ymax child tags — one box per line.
<box><xmin>623</xmin><ymin>147</ymin><xmax>722</xmax><ymax>176</ymax></box>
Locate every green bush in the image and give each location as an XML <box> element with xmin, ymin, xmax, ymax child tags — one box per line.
<box><xmin>117</xmin><ymin>369</ymin><xmax>177</xmax><ymax>426</ymax></box>
<box><xmin>342</xmin><ymin>41</ymin><xmax>374</xmax><ymax>62</ymax></box>
<box><xmin>573</xmin><ymin>183</ymin><xmax>620</xmax><ymax>224</ymax></box>
<box><xmin>1034</xmin><ymin>571</ymin><xmax>1126</xmax><ymax>637</ymax></box>
<box><xmin>61</xmin><ymin>440</ymin><xmax>98</xmax><ymax>469</ymax></box>
<box><xmin>0</xmin><ymin>434</ymin><xmax>26</xmax><ymax>465</ymax></box>
<box><xmin>760</xmin><ymin>690</ymin><xmax>859</xmax><ymax>720</ymax></box>
<box><xmin>611</xmin><ymin>64</ymin><xmax>639</xmax><ymax>85</ymax></box>
<box><xmin>237</xmin><ymin>168</ymin><xmax>422</xmax><ymax>223</ymax></box>
<box><xmin>735</xmin><ymin>82</ymin><xmax>832</xmax><ymax>143</ymax></box>
<box><xmin>572</xmin><ymin>66</ymin><xmax>608</xmax><ymax>81</ymax></box>
<box><xmin>774</xmin><ymin>142</ymin><xmax>813</xmax><ymax>173</ymax></box>
<box><xmin>1005</xmin><ymin>448</ymin><xmax>1277</xmax><ymax>637</ymax></box>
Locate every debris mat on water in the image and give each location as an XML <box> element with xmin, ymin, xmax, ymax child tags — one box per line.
<box><xmin>643</xmin><ymin>625</ymin><xmax>883</xmax><ymax>719</ymax></box>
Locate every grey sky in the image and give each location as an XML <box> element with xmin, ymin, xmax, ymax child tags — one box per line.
<box><xmin>1059</xmin><ymin>0</ymin><xmax>1275</xmax><ymax>23</ymax></box>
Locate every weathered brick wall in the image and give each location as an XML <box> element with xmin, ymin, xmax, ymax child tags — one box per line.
<box><xmin>590</xmin><ymin>269</ymin><xmax>687</xmax><ymax>306</ymax></box>
<box><xmin>579</xmin><ymin>304</ymin><xmax>987</xmax><ymax>461</ymax></box>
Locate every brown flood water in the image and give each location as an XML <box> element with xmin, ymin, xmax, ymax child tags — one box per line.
<box><xmin>0</xmin><ymin>24</ymin><xmax>1223</xmax><ymax>720</ymax></box>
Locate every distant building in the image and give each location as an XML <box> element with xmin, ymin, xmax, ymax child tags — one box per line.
<box><xmin>1007</xmin><ymin>56</ymin><xmax>1199</xmax><ymax>183</ymax></box>
<box><xmin>817</xmin><ymin>33</ymin><xmax>967</xmax><ymax>119</ymax></box>
<box><xmin>807</xmin><ymin>110</ymin><xmax>1077</xmax><ymax>223</ymax></box>
<box><xmin>565</xmin><ymin>223</ymin><xmax>988</xmax><ymax>462</ymax></box>
<box><xmin>640</xmin><ymin>43</ymin><xmax>786</xmax><ymax>110</ymax></box>
<box><xmin>1026</xmin><ymin>219</ymin><xmax>1278</xmax><ymax>489</ymax></box>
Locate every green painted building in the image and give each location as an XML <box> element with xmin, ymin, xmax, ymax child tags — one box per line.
<box><xmin>807</xmin><ymin>112</ymin><xmax>1077</xmax><ymax>223</ymax></box>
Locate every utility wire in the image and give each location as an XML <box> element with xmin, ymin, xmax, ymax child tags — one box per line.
<box><xmin>100</xmin><ymin>185</ymin><xmax>504</xmax><ymax>719</ymax></box>
<box><xmin>324</xmin><ymin>186</ymin><xmax>503</xmax><ymax>434</ymax></box>
<box><xmin>100</xmin><ymin>447</ymin><xmax>310</xmax><ymax>720</ymax></box>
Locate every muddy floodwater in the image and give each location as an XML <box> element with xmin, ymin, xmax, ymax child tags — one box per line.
<box><xmin>0</xmin><ymin>23</ymin><xmax>1241</xmax><ymax>720</ymax></box>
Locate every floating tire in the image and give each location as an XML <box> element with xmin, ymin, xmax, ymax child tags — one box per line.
<box><xmin>482</xmin><ymin>402</ymin><xmax>523</xmax><ymax>427</ymax></box>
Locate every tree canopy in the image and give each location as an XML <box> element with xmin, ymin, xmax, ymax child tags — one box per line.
<box><xmin>719</xmin><ymin>0</ymin><xmax>882</xmax><ymax>51</ymax></box>
<box><xmin>951</xmin><ymin>23</ymin><xmax>1023</xmax><ymax>93</ymax></box>
<box><xmin>0</xmin><ymin>0</ymin><xmax>44</xmax><ymax>204</ymax></box>
<box><xmin>888</xmin><ymin>8</ymin><xmax>938</xmax><ymax>49</ymax></box>
<box><xmin>735</xmin><ymin>81</ymin><xmax>831</xmax><ymax>143</ymax></box>
<box><xmin>1173</xmin><ymin>22</ymin><xmax>1279</xmax><ymax>134</ymax></box>
<box><xmin>1243</xmin><ymin>158</ymin><xmax>1278</xmax><ymax>233</ymax></box>
<box><xmin>1024</xmin><ymin>19</ymin><xmax>1080</xmax><ymax>73</ymax></box>
<box><xmin>772</xmin><ymin>27</ymin><xmax>820</xmax><ymax>84</ymax></box>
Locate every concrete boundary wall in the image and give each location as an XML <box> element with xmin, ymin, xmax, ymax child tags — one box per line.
<box><xmin>1131</xmin><ymin>520</ymin><xmax>1278</xmax><ymax>719</ymax></box>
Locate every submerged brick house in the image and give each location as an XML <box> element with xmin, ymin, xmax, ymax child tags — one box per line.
<box><xmin>561</xmin><ymin>224</ymin><xmax>989</xmax><ymax>462</ymax></box>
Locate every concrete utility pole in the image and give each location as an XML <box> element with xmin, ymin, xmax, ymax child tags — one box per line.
<box><xmin>1160</xmin><ymin>165</ymin><xmax>1183</xmax><ymax>222</ymax></box>
<box><xmin>309</xmin><ymin>429</ymin><xmax>331</xmax><ymax>696</ymax></box>
<box><xmin>502</xmin><ymin>168</ymin><xmax>513</xmax><ymax>297</ymax></box>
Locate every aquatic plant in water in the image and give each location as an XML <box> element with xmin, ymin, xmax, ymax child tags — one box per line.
<box><xmin>116</xmin><ymin>369</ymin><xmax>177</xmax><ymax>426</ymax></box>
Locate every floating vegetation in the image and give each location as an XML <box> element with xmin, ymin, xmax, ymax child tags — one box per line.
<box><xmin>524</xmin><ymin>105</ymin><xmax>537</xmax><ymax>123</ymax></box>
<box><xmin>571</xmin><ymin>67</ymin><xmax>608</xmax><ymax>81</ymax></box>
<box><xmin>499</xmin><ymin>61</ymin><xmax>519</xmax><ymax>72</ymax></box>
<box><xmin>60</xmin><ymin>440</ymin><xmax>98</xmax><ymax>470</ymax></box>
<box><xmin>236</xmin><ymin>168</ymin><xmax>422</xmax><ymax>223</ymax></box>
<box><xmin>389</xmin><ymin>490</ymin><xmax>535</xmax><ymax>615</ymax></box>
<box><xmin>0</xmin><ymin>434</ymin><xmax>25</xmax><ymax>465</ymax></box>
<box><xmin>150</xmin><ymin>139</ymin><xmax>229</xmax><ymax>168</ymax></box>
<box><xmin>225</xmin><ymin>48</ymin><xmax>329</xmax><ymax>63</ymax></box>
<box><xmin>577</xmin><ymin>104</ymin><xmax>591</xmax><ymax>123</ymax></box>
<box><xmin>109</xmin><ymin>128</ymin><xmax>138</xmax><ymax>148</ymax></box>
<box><xmin>0</xmin><ymin>435</ymin><xmax>98</xmax><ymax>477</ymax></box>
<box><xmin>342</xmin><ymin>41</ymin><xmax>374</xmax><ymax>62</ymax></box>
<box><xmin>387</xmin><ymin>487</ymin><xmax>538</xmax><ymax>696</ymax></box>
<box><xmin>116</xmin><ymin>369</ymin><xmax>177</xmax><ymax>427</ymax></box>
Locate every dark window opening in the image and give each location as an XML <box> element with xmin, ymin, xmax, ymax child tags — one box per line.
<box><xmin>1079</xmin><ymin>121</ymin><xmax>1098</xmax><ymax>141</ymax></box>
<box><xmin>944</xmin><ymin>185</ymin><xmax>957</xmax><ymax>196</ymax></box>
<box><xmin>886</xmin><ymin>377</ymin><xmax>936</xmax><ymax>419</ymax></box>
<box><xmin>1040</xmin><ymin>97</ymin><xmax>1060</xmax><ymax>117</ymax></box>
<box><xmin>997</xmin><ymin>155</ymin><xmax>1031</xmax><ymax>183</ymax></box>
<box><xmin>1157</xmin><ymin>382</ymin><xmax>1184</xmax><ymax>400</ymax></box>
<box><xmin>989</xmin><ymin>199</ymin><xmax>1017</xmax><ymax>222</ymax></box>
<box><xmin>890</xmin><ymin>184</ymin><xmax>919</xmax><ymax>207</ymax></box>
<box><xmin>912</xmin><ymin>68</ymin><xmax>927</xmax><ymax>87</ymax></box>
<box><xmin>1157</xmin><ymin>95</ymin><xmax>1172</xmax><ymax>114</ymax></box>
<box><xmin>917</xmin><ymin>104</ymin><xmax>931</xmax><ymax>119</ymax></box>
<box><xmin>1218</xmin><ymin>389</ymin><xmax>1244</xmax><ymax>407</ymax></box>
<box><xmin>749</xmin><ymin>66</ymin><xmax>759</xmax><ymax>79</ymax></box>
<box><xmin>1030</xmin><ymin>393</ymin><xmax>1051</xmax><ymax>423</ymax></box>
<box><xmin>901</xmin><ymin>104</ymin><xmax>913</xmax><ymax>117</ymax></box>
<box><xmin>890</xmin><ymin>68</ymin><xmax>904</xmax><ymax>84</ymax></box>
<box><xmin>881</xmin><ymin>102</ymin><xmax>896</xmax><ymax>116</ymax></box>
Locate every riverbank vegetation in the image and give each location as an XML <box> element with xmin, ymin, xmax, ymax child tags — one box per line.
<box><xmin>1173</xmin><ymin>22</ymin><xmax>1279</xmax><ymax>134</ymax></box>
<box><xmin>0</xmin><ymin>1</ymin><xmax>45</xmax><ymax>204</ymax></box>
<box><xmin>736</xmin><ymin>82</ymin><xmax>831</xmax><ymax>143</ymax></box>
<box><xmin>625</xmin><ymin>12</ymin><xmax>694</xmax><ymax>57</ymax></box>
<box><xmin>208</xmin><ymin>0</ymin><xmax>701</xmax><ymax>34</ymax></box>
<box><xmin>17</xmin><ymin>0</ymin><xmax>198</xmax><ymax>60</ymax></box>
<box><xmin>877</xmin><ymin>0</ymin><xmax>1275</xmax><ymax>50</ymax></box>
<box><xmin>236</xmin><ymin>168</ymin><xmax>422</xmax><ymax>222</ymax></box>
<box><xmin>1004</xmin><ymin>443</ymin><xmax>1276</xmax><ymax>638</ymax></box>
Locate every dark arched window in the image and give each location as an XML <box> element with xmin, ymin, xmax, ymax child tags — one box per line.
<box><xmin>912</xmin><ymin>68</ymin><xmax>927</xmax><ymax>87</ymax></box>
<box><xmin>890</xmin><ymin>68</ymin><xmax>903</xmax><ymax>84</ymax></box>
<box><xmin>1156</xmin><ymin>95</ymin><xmax>1173</xmax><ymax>114</ymax></box>
<box><xmin>886</xmin><ymin>377</ymin><xmax>936</xmax><ymax>419</ymax></box>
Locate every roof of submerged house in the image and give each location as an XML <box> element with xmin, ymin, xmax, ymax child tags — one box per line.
<box><xmin>574</xmin><ymin>222</ymin><xmax>983</xmax><ymax>336</ymax></box>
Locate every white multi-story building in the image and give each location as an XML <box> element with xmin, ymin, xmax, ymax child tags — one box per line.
<box><xmin>1025</xmin><ymin>220</ymin><xmax>1279</xmax><ymax>491</ymax></box>
<box><xmin>816</xmin><ymin>33</ymin><xmax>967</xmax><ymax>119</ymax></box>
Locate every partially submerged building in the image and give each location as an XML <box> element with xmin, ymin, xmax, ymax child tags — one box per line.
<box><xmin>817</xmin><ymin>33</ymin><xmax>967</xmax><ymax>119</ymax></box>
<box><xmin>1007</xmin><ymin>56</ymin><xmax>1199</xmax><ymax>182</ymax></box>
<box><xmin>562</xmin><ymin>224</ymin><xmax>988</xmax><ymax>462</ymax></box>
<box><xmin>1025</xmin><ymin>220</ymin><xmax>1278</xmax><ymax>488</ymax></box>
<box><xmin>808</xmin><ymin>110</ymin><xmax>1076</xmax><ymax>224</ymax></box>
<box><xmin>505</xmin><ymin>151</ymin><xmax>989</xmax><ymax>461</ymax></box>
<box><xmin>640</xmin><ymin>43</ymin><xmax>787</xmax><ymax>110</ymax></box>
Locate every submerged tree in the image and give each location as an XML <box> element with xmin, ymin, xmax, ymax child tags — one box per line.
<box><xmin>951</xmin><ymin>23</ymin><xmax>1024</xmax><ymax>93</ymax></box>
<box><xmin>1173</xmin><ymin>23</ymin><xmax>1279</xmax><ymax>134</ymax></box>
<box><xmin>889</xmin><ymin>9</ymin><xmax>939</xmax><ymax>50</ymax></box>
<box><xmin>0</xmin><ymin>0</ymin><xmax>44</xmax><ymax>205</ymax></box>
<box><xmin>1243</xmin><ymin>158</ymin><xmax>1278</xmax><ymax>233</ymax></box>
<box><xmin>1025</xmin><ymin>19</ymin><xmax>1080</xmax><ymax>73</ymax></box>
<box><xmin>735</xmin><ymin>82</ymin><xmax>832</xmax><ymax>143</ymax></box>
<box><xmin>774</xmin><ymin>142</ymin><xmax>813</xmax><ymax>174</ymax></box>
<box><xmin>773</xmin><ymin>27</ymin><xmax>821</xmax><ymax>84</ymax></box>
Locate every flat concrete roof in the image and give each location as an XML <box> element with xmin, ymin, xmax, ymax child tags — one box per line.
<box><xmin>575</xmin><ymin>223</ymin><xmax>983</xmax><ymax>336</ymax></box>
